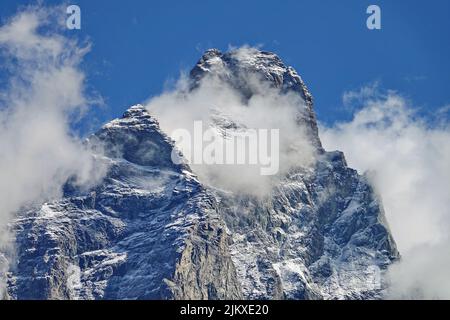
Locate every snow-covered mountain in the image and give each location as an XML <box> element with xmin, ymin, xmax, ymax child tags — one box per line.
<box><xmin>3</xmin><ymin>49</ymin><xmax>398</xmax><ymax>300</ymax></box>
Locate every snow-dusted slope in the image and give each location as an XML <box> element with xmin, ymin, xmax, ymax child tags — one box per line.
<box><xmin>4</xmin><ymin>49</ymin><xmax>398</xmax><ymax>300</ymax></box>
<box><xmin>7</xmin><ymin>106</ymin><xmax>241</xmax><ymax>299</ymax></box>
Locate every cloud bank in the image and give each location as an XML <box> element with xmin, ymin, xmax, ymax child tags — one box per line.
<box><xmin>0</xmin><ymin>6</ymin><xmax>105</xmax><ymax>297</ymax></box>
<box><xmin>320</xmin><ymin>86</ymin><xmax>450</xmax><ymax>299</ymax></box>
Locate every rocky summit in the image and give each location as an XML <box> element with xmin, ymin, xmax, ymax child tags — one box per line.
<box><xmin>4</xmin><ymin>49</ymin><xmax>398</xmax><ymax>300</ymax></box>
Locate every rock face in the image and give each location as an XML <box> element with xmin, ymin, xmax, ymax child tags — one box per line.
<box><xmin>4</xmin><ymin>48</ymin><xmax>398</xmax><ymax>300</ymax></box>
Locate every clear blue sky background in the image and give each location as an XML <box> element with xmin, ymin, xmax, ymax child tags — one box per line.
<box><xmin>1</xmin><ymin>0</ymin><xmax>450</xmax><ymax>134</ymax></box>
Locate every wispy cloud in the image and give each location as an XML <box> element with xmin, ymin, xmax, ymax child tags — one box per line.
<box><xmin>321</xmin><ymin>87</ymin><xmax>450</xmax><ymax>299</ymax></box>
<box><xmin>342</xmin><ymin>81</ymin><xmax>380</xmax><ymax>109</ymax></box>
<box><xmin>0</xmin><ymin>5</ymin><xmax>105</xmax><ymax>297</ymax></box>
<box><xmin>403</xmin><ymin>75</ymin><xmax>427</xmax><ymax>83</ymax></box>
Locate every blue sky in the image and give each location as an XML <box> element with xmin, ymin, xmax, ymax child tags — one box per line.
<box><xmin>1</xmin><ymin>0</ymin><xmax>449</xmax><ymax>133</ymax></box>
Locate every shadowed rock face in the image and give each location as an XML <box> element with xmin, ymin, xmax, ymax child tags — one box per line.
<box><xmin>5</xmin><ymin>49</ymin><xmax>398</xmax><ymax>300</ymax></box>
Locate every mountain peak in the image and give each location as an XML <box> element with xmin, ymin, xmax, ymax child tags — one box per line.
<box><xmin>191</xmin><ymin>47</ymin><xmax>321</xmax><ymax>148</ymax></box>
<box><xmin>93</xmin><ymin>104</ymin><xmax>183</xmax><ymax>170</ymax></box>
<box><xmin>192</xmin><ymin>48</ymin><xmax>309</xmax><ymax>97</ymax></box>
<box><xmin>200</xmin><ymin>48</ymin><xmax>222</xmax><ymax>59</ymax></box>
<box><xmin>197</xmin><ymin>48</ymin><xmax>285</xmax><ymax>72</ymax></box>
<box><xmin>101</xmin><ymin>104</ymin><xmax>158</xmax><ymax>131</ymax></box>
<box><xmin>122</xmin><ymin>104</ymin><xmax>148</xmax><ymax>117</ymax></box>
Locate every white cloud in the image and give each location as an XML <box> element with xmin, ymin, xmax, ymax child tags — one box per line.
<box><xmin>144</xmin><ymin>53</ymin><xmax>316</xmax><ymax>196</ymax></box>
<box><xmin>0</xmin><ymin>6</ymin><xmax>105</xmax><ymax>297</ymax></box>
<box><xmin>342</xmin><ymin>81</ymin><xmax>380</xmax><ymax>109</ymax></box>
<box><xmin>321</xmin><ymin>88</ymin><xmax>450</xmax><ymax>299</ymax></box>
